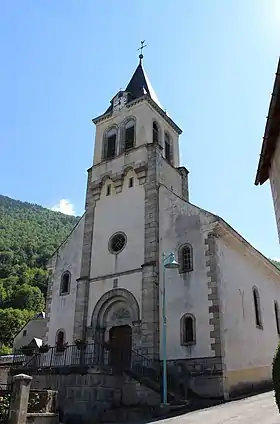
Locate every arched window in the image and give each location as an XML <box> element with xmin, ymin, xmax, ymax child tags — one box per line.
<box><xmin>55</xmin><ymin>329</ymin><xmax>66</xmax><ymax>352</ymax></box>
<box><xmin>60</xmin><ymin>271</ymin><xmax>71</xmax><ymax>295</ymax></box>
<box><xmin>103</xmin><ymin>127</ymin><xmax>117</xmax><ymax>160</ymax></box>
<box><xmin>56</xmin><ymin>330</ymin><xmax>65</xmax><ymax>345</ymax></box>
<box><xmin>164</xmin><ymin>132</ymin><xmax>172</xmax><ymax>164</ymax></box>
<box><xmin>124</xmin><ymin>118</ymin><xmax>135</xmax><ymax>151</ymax></box>
<box><xmin>253</xmin><ymin>287</ymin><xmax>262</xmax><ymax>328</ymax></box>
<box><xmin>179</xmin><ymin>244</ymin><xmax>193</xmax><ymax>273</ymax></box>
<box><xmin>180</xmin><ymin>314</ymin><xmax>196</xmax><ymax>345</ymax></box>
<box><xmin>153</xmin><ymin>121</ymin><xmax>160</xmax><ymax>144</ymax></box>
<box><xmin>275</xmin><ymin>301</ymin><xmax>280</xmax><ymax>335</ymax></box>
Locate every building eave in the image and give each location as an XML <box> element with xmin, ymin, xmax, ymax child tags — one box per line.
<box><xmin>215</xmin><ymin>218</ymin><xmax>280</xmax><ymax>278</ymax></box>
<box><xmin>92</xmin><ymin>111</ymin><xmax>113</xmax><ymax>125</ymax></box>
<box><xmin>255</xmin><ymin>58</ymin><xmax>280</xmax><ymax>186</ymax></box>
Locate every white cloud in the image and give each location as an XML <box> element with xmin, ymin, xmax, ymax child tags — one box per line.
<box><xmin>51</xmin><ymin>199</ymin><xmax>76</xmax><ymax>216</ymax></box>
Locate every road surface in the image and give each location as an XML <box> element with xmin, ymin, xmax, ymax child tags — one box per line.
<box><xmin>153</xmin><ymin>391</ymin><xmax>279</xmax><ymax>424</ymax></box>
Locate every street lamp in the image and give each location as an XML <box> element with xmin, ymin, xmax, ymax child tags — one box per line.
<box><xmin>161</xmin><ymin>252</ymin><xmax>179</xmax><ymax>405</ymax></box>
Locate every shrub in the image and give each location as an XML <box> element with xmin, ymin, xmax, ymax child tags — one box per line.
<box><xmin>0</xmin><ymin>346</ymin><xmax>12</xmax><ymax>355</ymax></box>
<box><xmin>0</xmin><ymin>393</ymin><xmax>10</xmax><ymax>423</ymax></box>
<box><xmin>272</xmin><ymin>342</ymin><xmax>280</xmax><ymax>412</ymax></box>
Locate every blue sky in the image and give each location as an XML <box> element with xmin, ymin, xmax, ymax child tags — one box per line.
<box><xmin>0</xmin><ymin>1</ymin><xmax>280</xmax><ymax>258</ymax></box>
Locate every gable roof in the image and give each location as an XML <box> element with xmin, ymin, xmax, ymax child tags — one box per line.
<box><xmin>255</xmin><ymin>58</ymin><xmax>280</xmax><ymax>185</ymax></box>
<box><xmin>13</xmin><ymin>312</ymin><xmax>47</xmax><ymax>341</ymax></box>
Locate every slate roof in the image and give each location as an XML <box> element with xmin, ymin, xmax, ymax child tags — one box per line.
<box><xmin>125</xmin><ymin>60</ymin><xmax>162</xmax><ymax>108</ymax></box>
<box><xmin>104</xmin><ymin>58</ymin><xmax>162</xmax><ymax>114</ymax></box>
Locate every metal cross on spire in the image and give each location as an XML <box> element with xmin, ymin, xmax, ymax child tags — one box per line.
<box><xmin>137</xmin><ymin>40</ymin><xmax>147</xmax><ymax>62</ymax></box>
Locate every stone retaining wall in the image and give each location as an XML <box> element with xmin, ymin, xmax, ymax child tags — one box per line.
<box><xmin>167</xmin><ymin>356</ymin><xmax>224</xmax><ymax>398</ymax></box>
<box><xmin>30</xmin><ymin>368</ymin><xmax>160</xmax><ymax>423</ymax></box>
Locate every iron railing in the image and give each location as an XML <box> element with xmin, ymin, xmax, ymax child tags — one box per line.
<box><xmin>129</xmin><ymin>349</ymin><xmax>185</xmax><ymax>399</ymax></box>
<box><xmin>130</xmin><ymin>349</ymin><xmax>161</xmax><ymax>383</ymax></box>
<box><xmin>12</xmin><ymin>342</ymin><xmax>110</xmax><ymax>370</ymax></box>
<box><xmin>11</xmin><ymin>343</ymin><xmax>186</xmax><ymax>400</ymax></box>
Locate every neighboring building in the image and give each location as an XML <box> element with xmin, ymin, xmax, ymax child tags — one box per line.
<box><xmin>13</xmin><ymin>312</ymin><xmax>46</xmax><ymax>351</ymax></box>
<box><xmin>255</xmin><ymin>58</ymin><xmax>280</xmax><ymax>241</ymax></box>
<box><xmin>44</xmin><ymin>54</ymin><xmax>280</xmax><ymax>399</ymax></box>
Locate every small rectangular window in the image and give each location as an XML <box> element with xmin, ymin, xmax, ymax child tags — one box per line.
<box><xmin>106</xmin><ymin>185</ymin><xmax>111</xmax><ymax>196</ymax></box>
<box><xmin>129</xmin><ymin>177</ymin><xmax>134</xmax><ymax>188</ymax></box>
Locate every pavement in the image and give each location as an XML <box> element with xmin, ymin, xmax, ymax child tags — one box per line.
<box><xmin>150</xmin><ymin>391</ymin><xmax>279</xmax><ymax>424</ymax></box>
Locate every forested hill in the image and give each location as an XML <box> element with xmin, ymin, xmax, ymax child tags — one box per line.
<box><xmin>0</xmin><ymin>194</ymin><xmax>79</xmax><ymax>352</ymax></box>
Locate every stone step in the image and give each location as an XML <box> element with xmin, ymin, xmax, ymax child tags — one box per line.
<box><xmin>101</xmin><ymin>405</ymin><xmax>158</xmax><ymax>423</ymax></box>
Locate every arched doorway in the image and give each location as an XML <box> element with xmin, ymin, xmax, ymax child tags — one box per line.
<box><xmin>109</xmin><ymin>325</ymin><xmax>132</xmax><ymax>372</ymax></box>
<box><xmin>90</xmin><ymin>289</ymin><xmax>140</xmax><ymax>371</ymax></box>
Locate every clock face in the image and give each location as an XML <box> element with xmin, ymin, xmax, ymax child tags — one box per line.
<box><xmin>113</xmin><ymin>93</ymin><xmax>127</xmax><ymax>111</ymax></box>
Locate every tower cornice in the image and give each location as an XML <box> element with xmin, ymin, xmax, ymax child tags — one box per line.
<box><xmin>92</xmin><ymin>95</ymin><xmax>182</xmax><ymax>134</ymax></box>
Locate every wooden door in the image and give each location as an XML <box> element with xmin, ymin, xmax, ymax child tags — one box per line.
<box><xmin>109</xmin><ymin>325</ymin><xmax>132</xmax><ymax>372</ymax></box>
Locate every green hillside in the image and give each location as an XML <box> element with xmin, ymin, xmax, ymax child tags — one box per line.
<box><xmin>0</xmin><ymin>194</ymin><xmax>79</xmax><ymax>351</ymax></box>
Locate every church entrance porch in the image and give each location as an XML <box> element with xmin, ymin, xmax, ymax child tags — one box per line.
<box><xmin>89</xmin><ymin>288</ymin><xmax>141</xmax><ymax>354</ymax></box>
<box><xmin>109</xmin><ymin>324</ymin><xmax>132</xmax><ymax>373</ymax></box>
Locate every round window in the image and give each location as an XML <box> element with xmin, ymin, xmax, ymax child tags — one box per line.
<box><xmin>109</xmin><ymin>232</ymin><xmax>127</xmax><ymax>254</ymax></box>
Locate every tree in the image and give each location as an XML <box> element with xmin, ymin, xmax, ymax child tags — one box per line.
<box><xmin>0</xmin><ymin>281</ymin><xmax>6</xmax><ymax>305</ymax></box>
<box><xmin>272</xmin><ymin>260</ymin><xmax>280</xmax><ymax>270</ymax></box>
<box><xmin>8</xmin><ymin>285</ymin><xmax>45</xmax><ymax>311</ymax></box>
<box><xmin>0</xmin><ymin>345</ymin><xmax>12</xmax><ymax>355</ymax></box>
<box><xmin>0</xmin><ymin>308</ymin><xmax>34</xmax><ymax>347</ymax></box>
<box><xmin>273</xmin><ymin>342</ymin><xmax>280</xmax><ymax>412</ymax></box>
<box><xmin>0</xmin><ymin>194</ymin><xmax>79</xmax><ymax>347</ymax></box>
<box><xmin>21</xmin><ymin>268</ymin><xmax>49</xmax><ymax>295</ymax></box>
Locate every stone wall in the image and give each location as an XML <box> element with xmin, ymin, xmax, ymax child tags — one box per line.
<box><xmin>27</xmin><ymin>414</ymin><xmax>58</xmax><ymax>424</ymax></box>
<box><xmin>0</xmin><ymin>355</ymin><xmax>23</xmax><ymax>385</ymax></box>
<box><xmin>0</xmin><ymin>361</ymin><xmax>11</xmax><ymax>384</ymax></box>
<box><xmin>8</xmin><ymin>374</ymin><xmax>59</xmax><ymax>424</ymax></box>
<box><xmin>167</xmin><ymin>356</ymin><xmax>224</xmax><ymax>399</ymax></box>
<box><xmin>30</xmin><ymin>368</ymin><xmax>160</xmax><ymax>423</ymax></box>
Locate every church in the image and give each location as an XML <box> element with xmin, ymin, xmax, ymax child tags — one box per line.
<box><xmin>44</xmin><ymin>52</ymin><xmax>280</xmax><ymax>402</ymax></box>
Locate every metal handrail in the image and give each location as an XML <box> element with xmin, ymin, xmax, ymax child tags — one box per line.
<box><xmin>12</xmin><ymin>342</ymin><xmax>110</xmax><ymax>369</ymax></box>
<box><xmin>12</xmin><ymin>343</ymin><xmax>186</xmax><ymax>400</ymax></box>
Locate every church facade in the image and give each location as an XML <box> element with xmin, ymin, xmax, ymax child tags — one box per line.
<box><xmin>45</xmin><ymin>56</ymin><xmax>280</xmax><ymax>399</ymax></box>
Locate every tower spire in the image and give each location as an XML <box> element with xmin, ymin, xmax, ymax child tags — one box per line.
<box><xmin>137</xmin><ymin>40</ymin><xmax>147</xmax><ymax>63</ymax></box>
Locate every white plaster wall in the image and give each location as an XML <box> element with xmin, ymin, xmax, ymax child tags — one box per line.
<box><xmin>13</xmin><ymin>318</ymin><xmax>46</xmax><ymax>350</ymax></box>
<box><xmin>90</xmin><ymin>171</ymin><xmax>145</xmax><ymax>279</ymax></box>
<box><xmin>46</xmin><ymin>217</ymin><xmax>85</xmax><ymax>345</ymax></box>
<box><xmin>159</xmin><ymin>159</ymin><xmax>183</xmax><ymax>198</ymax></box>
<box><xmin>93</xmin><ymin>101</ymin><xmax>180</xmax><ymax>167</ymax></box>
<box><xmin>91</xmin><ymin>144</ymin><xmax>148</xmax><ymax>182</ymax></box>
<box><xmin>87</xmin><ymin>271</ymin><xmax>142</xmax><ymax>327</ymax></box>
<box><xmin>270</xmin><ymin>136</ymin><xmax>280</xmax><ymax>243</ymax></box>
<box><xmin>216</xmin><ymin>236</ymin><xmax>280</xmax><ymax>372</ymax></box>
<box><xmin>159</xmin><ymin>185</ymin><xmax>217</xmax><ymax>360</ymax></box>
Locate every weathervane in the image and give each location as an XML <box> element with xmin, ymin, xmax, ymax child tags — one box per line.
<box><xmin>137</xmin><ymin>40</ymin><xmax>147</xmax><ymax>62</ymax></box>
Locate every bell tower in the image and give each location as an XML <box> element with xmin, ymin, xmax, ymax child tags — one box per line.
<box><xmin>74</xmin><ymin>49</ymin><xmax>189</xmax><ymax>359</ymax></box>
